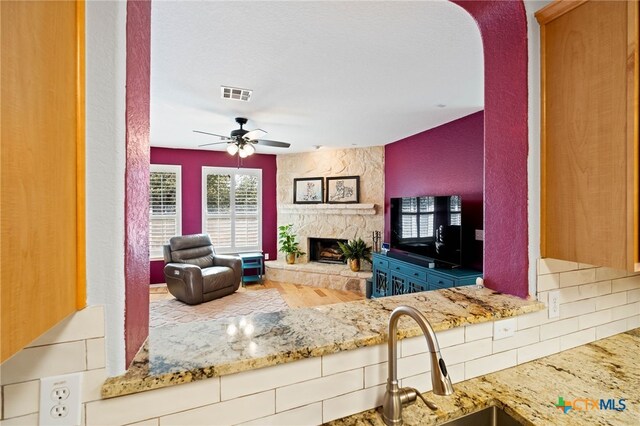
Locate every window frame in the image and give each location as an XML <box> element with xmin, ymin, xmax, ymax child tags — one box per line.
<box><xmin>201</xmin><ymin>166</ymin><xmax>262</xmax><ymax>254</ymax></box>
<box><xmin>149</xmin><ymin>164</ymin><xmax>182</xmax><ymax>260</ymax></box>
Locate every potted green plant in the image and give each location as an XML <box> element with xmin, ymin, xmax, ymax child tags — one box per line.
<box><xmin>337</xmin><ymin>238</ymin><xmax>372</xmax><ymax>272</ymax></box>
<box><xmin>278</xmin><ymin>224</ymin><xmax>305</xmax><ymax>264</ymax></box>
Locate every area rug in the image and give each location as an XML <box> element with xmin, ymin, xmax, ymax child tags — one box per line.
<box><xmin>149</xmin><ymin>289</ymin><xmax>289</xmax><ymax>328</ymax></box>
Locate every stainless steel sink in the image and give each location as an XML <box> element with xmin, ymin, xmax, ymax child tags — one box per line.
<box><xmin>439</xmin><ymin>406</ymin><xmax>524</xmax><ymax>426</ymax></box>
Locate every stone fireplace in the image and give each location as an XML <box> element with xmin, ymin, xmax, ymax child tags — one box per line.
<box><xmin>266</xmin><ymin>146</ymin><xmax>385</xmax><ymax>295</ymax></box>
<box><xmin>308</xmin><ymin>238</ymin><xmax>348</xmax><ymax>264</ymax></box>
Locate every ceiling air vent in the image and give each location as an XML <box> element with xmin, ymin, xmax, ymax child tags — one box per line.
<box><xmin>221</xmin><ymin>86</ymin><xmax>252</xmax><ymax>102</ymax></box>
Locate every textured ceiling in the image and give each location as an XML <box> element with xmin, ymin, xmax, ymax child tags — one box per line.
<box><xmin>150</xmin><ymin>1</ymin><xmax>484</xmax><ymax>154</ymax></box>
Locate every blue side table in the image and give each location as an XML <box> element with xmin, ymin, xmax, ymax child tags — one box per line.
<box><xmin>238</xmin><ymin>252</ymin><xmax>264</xmax><ymax>286</ymax></box>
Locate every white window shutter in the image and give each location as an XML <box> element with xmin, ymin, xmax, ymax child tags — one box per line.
<box><xmin>149</xmin><ymin>167</ymin><xmax>181</xmax><ymax>259</ymax></box>
<box><xmin>203</xmin><ymin>167</ymin><xmax>262</xmax><ymax>253</ymax></box>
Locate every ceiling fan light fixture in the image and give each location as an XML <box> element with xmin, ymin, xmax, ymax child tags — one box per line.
<box><xmin>243</xmin><ymin>143</ymin><xmax>255</xmax><ymax>156</ymax></box>
<box><xmin>238</xmin><ymin>147</ymin><xmax>250</xmax><ymax>158</ymax></box>
<box><xmin>226</xmin><ymin>143</ymin><xmax>239</xmax><ymax>155</ymax></box>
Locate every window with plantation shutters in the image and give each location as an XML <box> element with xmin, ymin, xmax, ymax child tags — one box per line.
<box><xmin>149</xmin><ymin>165</ymin><xmax>181</xmax><ymax>259</ymax></box>
<box><xmin>202</xmin><ymin>167</ymin><xmax>261</xmax><ymax>253</ymax></box>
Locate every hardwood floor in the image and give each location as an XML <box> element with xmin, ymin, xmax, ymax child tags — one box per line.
<box><xmin>149</xmin><ymin>280</ymin><xmax>363</xmax><ymax>308</ymax></box>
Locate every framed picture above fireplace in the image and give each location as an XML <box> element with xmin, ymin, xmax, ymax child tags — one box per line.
<box><xmin>293</xmin><ymin>177</ymin><xmax>324</xmax><ymax>204</ymax></box>
<box><xmin>326</xmin><ymin>176</ymin><xmax>360</xmax><ymax>204</ymax></box>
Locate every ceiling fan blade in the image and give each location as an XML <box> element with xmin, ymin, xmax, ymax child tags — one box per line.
<box><xmin>243</xmin><ymin>129</ymin><xmax>267</xmax><ymax>141</ymax></box>
<box><xmin>255</xmin><ymin>139</ymin><xmax>291</xmax><ymax>148</ymax></box>
<box><xmin>193</xmin><ymin>130</ymin><xmax>232</xmax><ymax>140</ymax></box>
<box><xmin>198</xmin><ymin>141</ymin><xmax>230</xmax><ymax>147</ymax></box>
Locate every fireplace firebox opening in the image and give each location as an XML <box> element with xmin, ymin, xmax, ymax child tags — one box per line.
<box><xmin>309</xmin><ymin>238</ymin><xmax>348</xmax><ymax>264</ymax></box>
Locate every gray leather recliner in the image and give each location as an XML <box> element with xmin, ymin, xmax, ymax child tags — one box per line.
<box><xmin>163</xmin><ymin>234</ymin><xmax>242</xmax><ymax>305</ymax></box>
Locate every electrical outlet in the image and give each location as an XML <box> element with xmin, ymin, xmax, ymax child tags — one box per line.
<box><xmin>548</xmin><ymin>290</ymin><xmax>560</xmax><ymax>318</ymax></box>
<box><xmin>475</xmin><ymin>229</ymin><xmax>484</xmax><ymax>241</ymax></box>
<box><xmin>264</xmin><ymin>253</ymin><xmax>269</xmax><ymax>260</ymax></box>
<box><xmin>40</xmin><ymin>373</ymin><xmax>82</xmax><ymax>426</ymax></box>
<box><xmin>493</xmin><ymin>318</ymin><xmax>516</xmax><ymax>340</ymax></box>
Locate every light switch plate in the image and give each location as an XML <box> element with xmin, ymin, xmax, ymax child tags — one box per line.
<box><xmin>493</xmin><ymin>318</ymin><xmax>516</xmax><ymax>340</ymax></box>
<box><xmin>264</xmin><ymin>253</ymin><xmax>269</xmax><ymax>260</ymax></box>
<box><xmin>475</xmin><ymin>230</ymin><xmax>484</xmax><ymax>241</ymax></box>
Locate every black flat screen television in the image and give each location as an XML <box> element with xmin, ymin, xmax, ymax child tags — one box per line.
<box><xmin>390</xmin><ymin>195</ymin><xmax>462</xmax><ymax>268</ymax></box>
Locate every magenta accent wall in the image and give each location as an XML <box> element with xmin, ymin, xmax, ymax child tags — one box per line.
<box><xmin>452</xmin><ymin>0</ymin><xmax>529</xmax><ymax>297</ymax></box>
<box><xmin>124</xmin><ymin>0</ymin><xmax>151</xmax><ymax>366</ymax></box>
<box><xmin>149</xmin><ymin>147</ymin><xmax>278</xmax><ymax>284</ymax></box>
<box><xmin>385</xmin><ymin>111</ymin><xmax>484</xmax><ymax>271</ymax></box>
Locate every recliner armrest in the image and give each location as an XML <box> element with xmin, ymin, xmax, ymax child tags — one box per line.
<box><xmin>213</xmin><ymin>255</ymin><xmax>242</xmax><ymax>289</ymax></box>
<box><xmin>164</xmin><ymin>263</ymin><xmax>204</xmax><ymax>305</ymax></box>
<box><xmin>213</xmin><ymin>254</ymin><xmax>241</xmax><ymax>270</ymax></box>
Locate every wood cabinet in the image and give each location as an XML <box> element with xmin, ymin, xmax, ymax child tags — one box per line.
<box><xmin>1</xmin><ymin>0</ymin><xmax>85</xmax><ymax>362</ymax></box>
<box><xmin>536</xmin><ymin>0</ymin><xmax>639</xmax><ymax>272</ymax></box>
<box><xmin>371</xmin><ymin>253</ymin><xmax>481</xmax><ymax>298</ymax></box>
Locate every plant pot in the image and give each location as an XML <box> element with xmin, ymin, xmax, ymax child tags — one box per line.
<box><xmin>286</xmin><ymin>253</ymin><xmax>296</xmax><ymax>264</ymax></box>
<box><xmin>348</xmin><ymin>258</ymin><xmax>360</xmax><ymax>272</ymax></box>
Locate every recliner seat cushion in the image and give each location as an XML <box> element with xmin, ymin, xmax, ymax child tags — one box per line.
<box><xmin>202</xmin><ymin>266</ymin><xmax>235</xmax><ymax>293</ymax></box>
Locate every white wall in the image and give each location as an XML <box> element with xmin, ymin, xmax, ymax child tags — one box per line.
<box><xmin>85</xmin><ymin>0</ymin><xmax>128</xmax><ymax>376</ymax></box>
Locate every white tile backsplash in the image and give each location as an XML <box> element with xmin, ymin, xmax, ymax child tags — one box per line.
<box><xmin>539</xmin><ymin>317</ymin><xmax>579</xmax><ymax>340</ymax></box>
<box><xmin>628</xmin><ymin>288</ymin><xmax>640</xmax><ymax>303</ymax></box>
<box><xmin>578</xmin><ymin>309</ymin><xmax>613</xmax><ymax>330</ymax></box>
<box><xmin>560</xmin><ymin>328</ymin><xmax>596</xmax><ymax>351</ymax></box>
<box><xmin>517</xmin><ymin>338</ymin><xmax>560</xmax><ymax>364</ymax></box>
<box><xmin>537</xmin><ymin>273</ymin><xmax>560</xmax><ymax>291</ymax></box>
<box><xmin>159</xmin><ymin>390</ymin><xmax>274</xmax><ymax>426</ymax></box>
<box><xmin>492</xmin><ymin>327</ymin><xmax>540</xmax><ymax>353</ymax></box>
<box><xmin>464</xmin><ymin>322</ymin><xmax>494</xmax><ymax>341</ymax></box>
<box><xmin>595</xmin><ymin>292</ymin><xmax>627</xmax><ymax>311</ymax></box>
<box><xmin>239</xmin><ymin>403</ymin><xmax>322</xmax><ymax>426</ymax></box>
<box><xmin>2</xmin><ymin>380</ymin><xmax>39</xmax><ymax>419</ymax></box>
<box><xmin>322</xmin><ymin>385</ymin><xmax>386</xmax><ymax>423</ymax></box>
<box><xmin>221</xmin><ymin>356</ymin><xmax>320</xmax><ymax>400</ymax></box>
<box><xmin>611</xmin><ymin>302</ymin><xmax>640</xmax><ymax>321</ymax></box>
<box><xmin>126</xmin><ymin>419</ymin><xmax>159</xmax><ymax>426</ymax></box>
<box><xmin>559</xmin><ymin>268</ymin><xmax>596</xmax><ymax>287</ymax></box>
<box><xmin>82</xmin><ymin>368</ymin><xmax>108</xmax><ymax>403</ymax></box>
<box><xmin>0</xmin><ymin>413</ymin><xmax>39</xmax><ymax>425</ymax></box>
<box><xmin>465</xmin><ymin>350</ymin><xmax>517</xmax><ymax>380</ymax></box>
<box><xmin>538</xmin><ymin>258</ymin><xmax>579</xmax><ymax>274</ymax></box>
<box><xmin>322</xmin><ymin>344</ymin><xmax>386</xmax><ymax>376</ymax></box>
<box><xmin>441</xmin><ymin>338</ymin><xmax>492</xmax><ymax>365</ymax></box>
<box><xmin>85</xmin><ymin>377</ymin><xmax>220</xmax><ymax>425</ymax></box>
<box><xmin>276</xmin><ymin>369</ymin><xmax>363</xmax><ymax>412</ymax></box>
<box><xmin>595</xmin><ymin>319</ymin><xmax>628</xmax><ymax>340</ymax></box>
<box><xmin>611</xmin><ymin>275</ymin><xmax>640</xmax><ymax>293</ymax></box>
<box><xmin>27</xmin><ymin>305</ymin><xmax>105</xmax><ymax>347</ymax></box>
<box><xmin>86</xmin><ymin>338</ymin><xmax>106</xmax><ymax>370</ymax></box>
<box><xmin>595</xmin><ymin>267</ymin><xmax>628</xmax><ymax>281</ymax></box>
<box><xmin>401</xmin><ymin>327</ymin><xmax>465</xmax><ymax>357</ymax></box>
<box><xmin>0</xmin><ymin>340</ymin><xmax>86</xmax><ymax>385</ymax></box>
<box><xmin>559</xmin><ymin>298</ymin><xmax>596</xmax><ymax>319</ymax></box>
<box><xmin>364</xmin><ymin>362</ymin><xmax>387</xmax><ymax>388</ymax></box>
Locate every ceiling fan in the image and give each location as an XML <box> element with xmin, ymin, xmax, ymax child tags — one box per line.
<box><xmin>194</xmin><ymin>117</ymin><xmax>291</xmax><ymax>157</ymax></box>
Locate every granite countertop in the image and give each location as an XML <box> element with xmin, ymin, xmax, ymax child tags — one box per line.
<box><xmin>102</xmin><ymin>286</ymin><xmax>543</xmax><ymax>398</ymax></box>
<box><xmin>328</xmin><ymin>328</ymin><xmax>640</xmax><ymax>426</ymax></box>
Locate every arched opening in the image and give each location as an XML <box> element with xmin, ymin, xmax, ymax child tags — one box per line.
<box><xmin>120</xmin><ymin>0</ymin><xmax>529</xmax><ymax>366</ymax></box>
